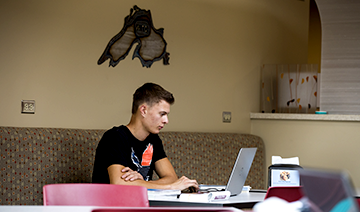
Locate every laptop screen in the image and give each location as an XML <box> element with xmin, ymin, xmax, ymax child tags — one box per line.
<box><xmin>198</xmin><ymin>147</ymin><xmax>257</xmax><ymax>196</ymax></box>
<box><xmin>226</xmin><ymin>147</ymin><xmax>257</xmax><ymax>196</ymax></box>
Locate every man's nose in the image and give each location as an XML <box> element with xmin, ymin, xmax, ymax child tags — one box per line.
<box><xmin>163</xmin><ymin>115</ymin><xmax>169</xmax><ymax>124</ymax></box>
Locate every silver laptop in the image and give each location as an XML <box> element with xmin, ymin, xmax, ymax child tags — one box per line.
<box><xmin>300</xmin><ymin>168</ymin><xmax>359</xmax><ymax>212</ymax></box>
<box><xmin>199</xmin><ymin>147</ymin><xmax>257</xmax><ymax>196</ymax></box>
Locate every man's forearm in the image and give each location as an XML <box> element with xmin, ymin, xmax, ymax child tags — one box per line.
<box><xmin>109</xmin><ymin>164</ymin><xmax>177</xmax><ymax>189</ymax></box>
<box><xmin>148</xmin><ymin>174</ymin><xmax>178</xmax><ymax>185</ymax></box>
<box><xmin>108</xmin><ymin>163</ymin><xmax>197</xmax><ymax>190</ymax></box>
<box><xmin>111</xmin><ymin>175</ymin><xmax>197</xmax><ymax>191</ymax></box>
<box><xmin>111</xmin><ymin>177</ymin><xmax>174</xmax><ymax>190</ymax></box>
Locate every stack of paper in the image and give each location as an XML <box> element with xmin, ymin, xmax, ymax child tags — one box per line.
<box><xmin>147</xmin><ymin>189</ymin><xmax>181</xmax><ymax>200</ymax></box>
<box><xmin>179</xmin><ymin>191</ymin><xmax>231</xmax><ymax>202</ymax></box>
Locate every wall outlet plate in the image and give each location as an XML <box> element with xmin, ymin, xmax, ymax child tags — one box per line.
<box><xmin>21</xmin><ymin>100</ymin><xmax>35</xmax><ymax>114</ymax></box>
<box><xmin>222</xmin><ymin>111</ymin><xmax>231</xmax><ymax>123</ymax></box>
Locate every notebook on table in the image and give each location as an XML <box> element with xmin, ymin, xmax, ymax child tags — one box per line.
<box><xmin>199</xmin><ymin>147</ymin><xmax>257</xmax><ymax>196</ymax></box>
<box><xmin>300</xmin><ymin>168</ymin><xmax>359</xmax><ymax>212</ymax></box>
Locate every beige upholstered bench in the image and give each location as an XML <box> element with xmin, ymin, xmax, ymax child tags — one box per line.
<box><xmin>0</xmin><ymin>127</ymin><xmax>265</xmax><ymax>205</ymax></box>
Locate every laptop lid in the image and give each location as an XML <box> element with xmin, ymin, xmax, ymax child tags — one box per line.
<box><xmin>225</xmin><ymin>147</ymin><xmax>257</xmax><ymax>196</ymax></box>
<box><xmin>299</xmin><ymin>168</ymin><xmax>359</xmax><ymax>212</ymax></box>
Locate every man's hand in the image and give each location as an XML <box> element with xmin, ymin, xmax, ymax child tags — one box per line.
<box><xmin>169</xmin><ymin>176</ymin><xmax>199</xmax><ymax>191</ymax></box>
<box><xmin>121</xmin><ymin>167</ymin><xmax>144</xmax><ymax>181</ymax></box>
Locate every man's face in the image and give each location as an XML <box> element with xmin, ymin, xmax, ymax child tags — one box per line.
<box><xmin>143</xmin><ymin>100</ymin><xmax>171</xmax><ymax>134</ymax></box>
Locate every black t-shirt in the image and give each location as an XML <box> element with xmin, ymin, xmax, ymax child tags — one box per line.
<box><xmin>92</xmin><ymin>125</ymin><xmax>167</xmax><ymax>183</ymax></box>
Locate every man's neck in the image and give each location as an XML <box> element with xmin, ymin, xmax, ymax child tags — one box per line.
<box><xmin>126</xmin><ymin>117</ymin><xmax>149</xmax><ymax>141</ymax></box>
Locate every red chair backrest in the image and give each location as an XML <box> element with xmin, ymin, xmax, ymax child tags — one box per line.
<box><xmin>265</xmin><ymin>186</ymin><xmax>304</xmax><ymax>202</ymax></box>
<box><xmin>356</xmin><ymin>197</ymin><xmax>360</xmax><ymax>208</ymax></box>
<box><xmin>43</xmin><ymin>183</ymin><xmax>149</xmax><ymax>207</ymax></box>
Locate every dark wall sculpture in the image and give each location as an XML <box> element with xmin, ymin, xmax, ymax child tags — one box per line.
<box><xmin>98</xmin><ymin>5</ymin><xmax>170</xmax><ymax>68</ymax></box>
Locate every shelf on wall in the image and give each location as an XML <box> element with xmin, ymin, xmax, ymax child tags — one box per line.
<box><xmin>250</xmin><ymin>113</ymin><xmax>360</xmax><ymax>122</ymax></box>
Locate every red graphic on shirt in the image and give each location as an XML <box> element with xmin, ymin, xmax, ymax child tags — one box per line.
<box><xmin>141</xmin><ymin>144</ymin><xmax>153</xmax><ymax>166</ymax></box>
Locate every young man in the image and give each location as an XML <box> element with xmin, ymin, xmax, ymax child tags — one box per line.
<box><xmin>92</xmin><ymin>83</ymin><xmax>198</xmax><ymax>190</ymax></box>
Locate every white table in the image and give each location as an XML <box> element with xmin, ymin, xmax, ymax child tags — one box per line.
<box><xmin>0</xmin><ymin>206</ymin><xmax>244</xmax><ymax>212</ymax></box>
<box><xmin>149</xmin><ymin>191</ymin><xmax>266</xmax><ymax>208</ymax></box>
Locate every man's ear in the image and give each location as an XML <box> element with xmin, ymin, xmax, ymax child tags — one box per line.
<box><xmin>139</xmin><ymin>104</ymin><xmax>147</xmax><ymax>117</ymax></box>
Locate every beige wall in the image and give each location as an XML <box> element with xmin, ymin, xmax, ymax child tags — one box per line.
<box><xmin>0</xmin><ymin>0</ymin><xmax>309</xmax><ymax>133</ymax></box>
<box><xmin>251</xmin><ymin>119</ymin><xmax>360</xmax><ymax>188</ymax></box>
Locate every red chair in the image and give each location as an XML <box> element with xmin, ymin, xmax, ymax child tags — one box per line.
<box><xmin>264</xmin><ymin>186</ymin><xmax>304</xmax><ymax>202</ymax></box>
<box><xmin>43</xmin><ymin>183</ymin><xmax>149</xmax><ymax>207</ymax></box>
<box><xmin>356</xmin><ymin>197</ymin><xmax>360</xmax><ymax>208</ymax></box>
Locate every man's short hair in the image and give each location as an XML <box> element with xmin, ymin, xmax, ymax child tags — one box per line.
<box><xmin>132</xmin><ymin>83</ymin><xmax>175</xmax><ymax>114</ymax></box>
